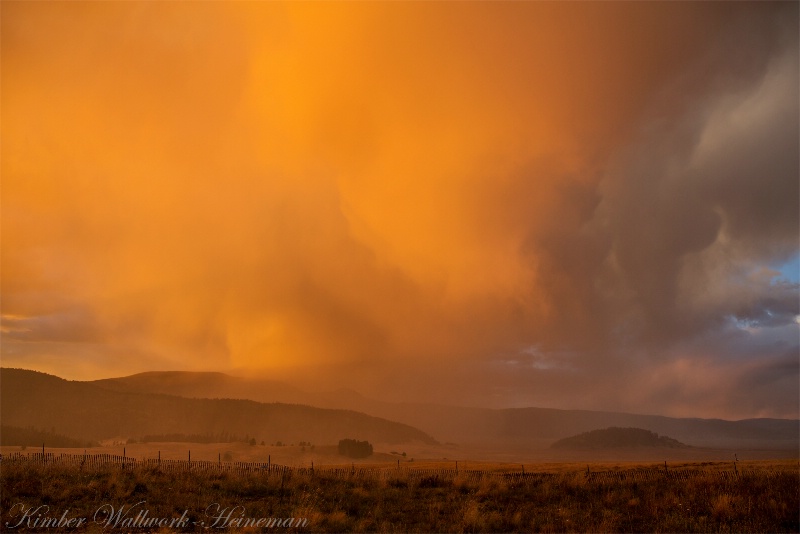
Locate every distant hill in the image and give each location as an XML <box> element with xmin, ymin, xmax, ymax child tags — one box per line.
<box><xmin>89</xmin><ymin>370</ymin><xmax>800</xmax><ymax>450</ymax></box>
<box><xmin>92</xmin><ymin>371</ymin><xmax>308</xmax><ymax>404</ymax></box>
<box><xmin>0</xmin><ymin>368</ymin><xmax>437</xmax><ymax>446</ymax></box>
<box><xmin>551</xmin><ymin>427</ymin><xmax>689</xmax><ymax>450</ymax></box>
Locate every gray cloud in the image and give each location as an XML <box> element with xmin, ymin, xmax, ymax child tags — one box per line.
<box><xmin>2</xmin><ymin>2</ymin><xmax>797</xmax><ymax>418</ymax></box>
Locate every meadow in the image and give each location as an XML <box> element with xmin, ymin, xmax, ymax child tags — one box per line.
<box><xmin>1</xmin><ymin>450</ymin><xmax>798</xmax><ymax>533</ymax></box>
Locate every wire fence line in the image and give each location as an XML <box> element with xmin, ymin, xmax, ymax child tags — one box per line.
<box><xmin>0</xmin><ymin>452</ymin><xmax>790</xmax><ymax>483</ymax></box>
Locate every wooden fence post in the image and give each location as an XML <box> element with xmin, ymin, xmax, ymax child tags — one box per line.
<box><xmin>280</xmin><ymin>466</ymin><xmax>286</xmax><ymax>504</ymax></box>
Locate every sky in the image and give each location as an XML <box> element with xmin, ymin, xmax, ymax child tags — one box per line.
<box><xmin>2</xmin><ymin>2</ymin><xmax>798</xmax><ymax>419</ymax></box>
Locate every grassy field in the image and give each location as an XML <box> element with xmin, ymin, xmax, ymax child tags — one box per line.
<box><xmin>1</xmin><ymin>448</ymin><xmax>798</xmax><ymax>533</ymax></box>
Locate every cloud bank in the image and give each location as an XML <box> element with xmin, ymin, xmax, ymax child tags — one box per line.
<box><xmin>2</xmin><ymin>2</ymin><xmax>797</xmax><ymax>417</ymax></box>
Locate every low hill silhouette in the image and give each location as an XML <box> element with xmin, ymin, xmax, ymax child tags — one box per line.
<box><xmin>0</xmin><ymin>368</ymin><xmax>437</xmax><ymax>446</ymax></box>
<box><xmin>88</xmin><ymin>370</ymin><xmax>800</xmax><ymax>450</ymax></box>
<box><xmin>551</xmin><ymin>427</ymin><xmax>689</xmax><ymax>449</ymax></box>
<box><xmin>93</xmin><ymin>371</ymin><xmax>306</xmax><ymax>404</ymax></box>
<box><xmin>8</xmin><ymin>368</ymin><xmax>798</xmax><ymax>451</ymax></box>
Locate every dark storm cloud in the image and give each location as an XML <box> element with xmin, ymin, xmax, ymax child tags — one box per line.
<box><xmin>521</xmin><ymin>2</ymin><xmax>798</xmax><ymax>356</ymax></box>
<box><xmin>2</xmin><ymin>1</ymin><xmax>797</xmax><ymax>417</ymax></box>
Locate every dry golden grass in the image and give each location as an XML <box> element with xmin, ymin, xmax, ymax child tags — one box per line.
<box><xmin>2</xmin><ymin>450</ymin><xmax>798</xmax><ymax>533</ymax></box>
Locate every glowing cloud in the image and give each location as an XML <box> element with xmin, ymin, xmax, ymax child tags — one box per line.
<box><xmin>2</xmin><ymin>2</ymin><xmax>797</xmax><ymax>417</ymax></box>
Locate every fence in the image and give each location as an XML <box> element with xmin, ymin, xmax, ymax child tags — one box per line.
<box><xmin>0</xmin><ymin>452</ymin><xmax>286</xmax><ymax>476</ymax></box>
<box><xmin>0</xmin><ymin>452</ymin><xmax>788</xmax><ymax>483</ymax></box>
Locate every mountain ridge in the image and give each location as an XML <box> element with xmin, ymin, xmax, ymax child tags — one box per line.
<box><xmin>0</xmin><ymin>368</ymin><xmax>437</xmax><ymax>446</ymax></box>
<box><xmin>4</xmin><ymin>368</ymin><xmax>797</xmax><ymax>451</ymax></box>
<box><xmin>87</xmin><ymin>369</ymin><xmax>799</xmax><ymax>450</ymax></box>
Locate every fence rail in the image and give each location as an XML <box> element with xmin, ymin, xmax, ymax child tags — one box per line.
<box><xmin>0</xmin><ymin>452</ymin><xmax>790</xmax><ymax>483</ymax></box>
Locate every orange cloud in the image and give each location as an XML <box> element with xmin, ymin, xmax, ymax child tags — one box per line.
<box><xmin>2</xmin><ymin>1</ymin><xmax>797</xmax><ymax>417</ymax></box>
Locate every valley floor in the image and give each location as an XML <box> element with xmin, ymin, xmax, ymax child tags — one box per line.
<box><xmin>3</xmin><ymin>440</ymin><xmax>797</xmax><ymax>468</ymax></box>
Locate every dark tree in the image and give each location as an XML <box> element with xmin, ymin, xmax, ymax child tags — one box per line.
<box><xmin>338</xmin><ymin>438</ymin><xmax>373</xmax><ymax>458</ymax></box>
